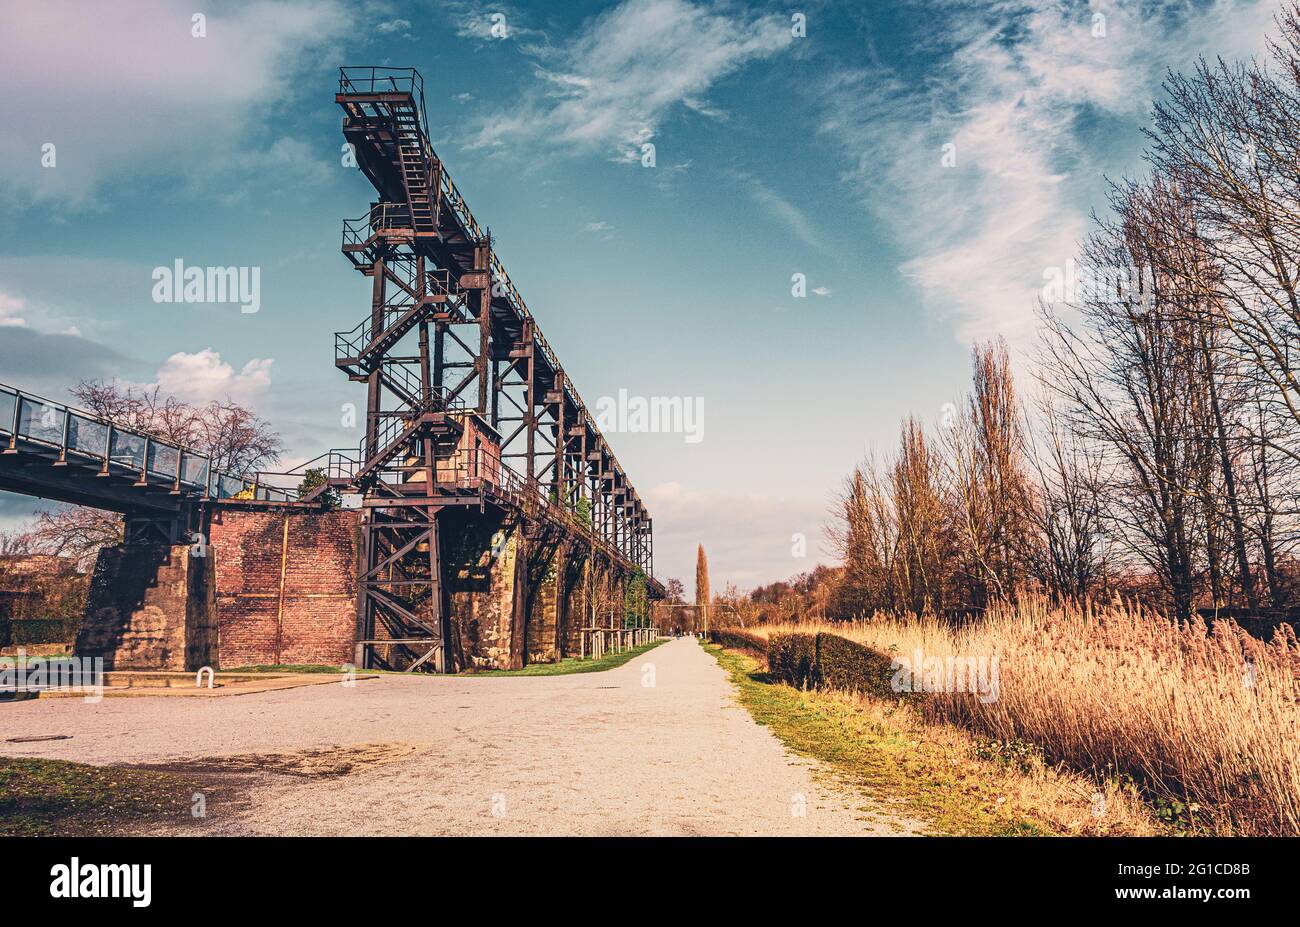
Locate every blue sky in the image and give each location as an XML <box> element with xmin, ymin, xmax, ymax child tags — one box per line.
<box><xmin>0</xmin><ymin>0</ymin><xmax>1285</xmax><ymax>591</ymax></box>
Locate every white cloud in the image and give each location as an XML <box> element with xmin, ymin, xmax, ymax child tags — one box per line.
<box><xmin>468</xmin><ymin>0</ymin><xmax>792</xmax><ymax>161</ymax></box>
<box><xmin>583</xmin><ymin>220</ymin><xmax>616</xmax><ymax>238</ymax></box>
<box><xmin>152</xmin><ymin>350</ymin><xmax>274</xmax><ymax>408</ymax></box>
<box><xmin>0</xmin><ymin>291</ymin><xmax>26</xmax><ymax>327</ymax></box>
<box><xmin>0</xmin><ymin>0</ymin><xmax>352</xmax><ymax>208</ymax></box>
<box><xmin>811</xmin><ymin>286</ymin><xmax>831</xmax><ymax>297</ymax></box>
<box><xmin>815</xmin><ymin>0</ymin><xmax>1284</xmax><ymax>347</ymax></box>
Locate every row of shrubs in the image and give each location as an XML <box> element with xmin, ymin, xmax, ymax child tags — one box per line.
<box><xmin>767</xmin><ymin>632</ymin><xmax>898</xmax><ymax>697</ymax></box>
<box><xmin>708</xmin><ymin>629</ymin><xmax>768</xmax><ymax>655</ymax></box>
<box><xmin>0</xmin><ymin>617</ymin><xmax>80</xmax><ymax>647</ymax></box>
<box><xmin>712</xmin><ymin>629</ymin><xmax>898</xmax><ymax>698</ymax></box>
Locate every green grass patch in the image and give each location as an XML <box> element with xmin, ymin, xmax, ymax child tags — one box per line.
<box><xmin>706</xmin><ymin>643</ymin><xmax>1052</xmax><ymax>837</ymax></box>
<box><xmin>223</xmin><ymin>639</ymin><xmax>667</xmax><ymax>678</ymax></box>
<box><xmin>0</xmin><ymin>757</ymin><xmax>201</xmax><ymax>836</ymax></box>
<box><xmin>466</xmin><ymin>639</ymin><xmax>667</xmax><ymax>677</ymax></box>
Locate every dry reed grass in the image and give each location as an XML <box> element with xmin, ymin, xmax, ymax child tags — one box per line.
<box><xmin>746</xmin><ymin>599</ymin><xmax>1300</xmax><ymax>835</ymax></box>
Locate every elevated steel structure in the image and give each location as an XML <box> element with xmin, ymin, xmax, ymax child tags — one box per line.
<box><xmin>331</xmin><ymin>67</ymin><xmax>658</xmax><ymax>672</ymax></box>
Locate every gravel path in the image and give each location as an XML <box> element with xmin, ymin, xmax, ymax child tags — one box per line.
<box><xmin>0</xmin><ymin>637</ymin><xmax>925</xmax><ymax>836</ymax></box>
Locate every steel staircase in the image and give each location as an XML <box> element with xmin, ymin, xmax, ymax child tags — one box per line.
<box><xmin>393</xmin><ymin>103</ymin><xmax>437</xmax><ymax>234</ymax></box>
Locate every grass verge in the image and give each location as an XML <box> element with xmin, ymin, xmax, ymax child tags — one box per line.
<box><xmin>706</xmin><ymin>643</ymin><xmax>1164</xmax><ymax>836</ymax></box>
<box><xmin>0</xmin><ymin>757</ymin><xmax>202</xmax><ymax>836</ymax></box>
<box><xmin>466</xmin><ymin>639</ymin><xmax>666</xmax><ymax>676</ymax></box>
<box><xmin>224</xmin><ymin>639</ymin><xmax>667</xmax><ymax>678</ymax></box>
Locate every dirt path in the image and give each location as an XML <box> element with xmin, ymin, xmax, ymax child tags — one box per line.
<box><xmin>0</xmin><ymin>638</ymin><xmax>925</xmax><ymax>836</ymax></box>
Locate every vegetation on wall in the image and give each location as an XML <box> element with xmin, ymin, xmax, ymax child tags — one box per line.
<box><xmin>296</xmin><ymin>467</ymin><xmax>342</xmax><ymax>509</ymax></box>
<box><xmin>623</xmin><ymin>567</ymin><xmax>648</xmax><ymax>627</ymax></box>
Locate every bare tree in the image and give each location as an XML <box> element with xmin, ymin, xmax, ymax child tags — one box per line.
<box><xmin>890</xmin><ymin>418</ymin><xmax>951</xmax><ymax>616</ymax></box>
<box><xmin>0</xmin><ymin>529</ymin><xmax>32</xmax><ymax>557</ymax></box>
<box><xmin>945</xmin><ymin>340</ymin><xmax>1035</xmax><ymax>610</ymax></box>
<box><xmin>1022</xmin><ymin>399</ymin><xmax>1111</xmax><ymax>602</ymax></box>
<box><xmin>17</xmin><ymin>382</ymin><xmax>284</xmax><ymax>565</ymax></box>
<box><xmin>1039</xmin><ymin>175</ymin><xmax>1239</xmax><ymax>620</ymax></box>
<box><xmin>22</xmin><ymin>508</ymin><xmax>123</xmax><ymax>572</ymax></box>
<box><xmin>830</xmin><ymin>461</ymin><xmax>897</xmax><ymax>617</ymax></box>
<box><xmin>695</xmin><ymin>544</ymin><xmax>711</xmax><ymax>632</ymax></box>
<box><xmin>198</xmin><ymin>399</ymin><xmax>283</xmax><ymax>474</ymax></box>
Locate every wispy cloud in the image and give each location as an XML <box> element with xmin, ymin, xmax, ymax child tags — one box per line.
<box><xmin>375</xmin><ymin>17</ymin><xmax>414</xmax><ymax>37</ymax></box>
<box><xmin>740</xmin><ymin>173</ymin><xmax>824</xmax><ymax>250</ymax></box>
<box><xmin>467</xmin><ymin>0</ymin><xmax>792</xmax><ymax>162</ymax></box>
<box><xmin>583</xmin><ymin>220</ymin><xmax>617</xmax><ymax>239</ymax></box>
<box><xmin>0</xmin><ymin>291</ymin><xmax>26</xmax><ymax>327</ymax></box>
<box><xmin>0</xmin><ymin>0</ymin><xmax>352</xmax><ymax>209</ymax></box>
<box><xmin>815</xmin><ymin>0</ymin><xmax>1283</xmax><ymax>346</ymax></box>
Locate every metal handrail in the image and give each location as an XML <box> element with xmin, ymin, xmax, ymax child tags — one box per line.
<box><xmin>0</xmin><ymin>381</ymin><xmax>264</xmax><ymax>501</ymax></box>
<box><xmin>338</xmin><ymin>66</ymin><xmax>427</xmax><ymax>130</ymax></box>
<box><xmin>335</xmin><ymin>267</ymin><xmax>463</xmax><ymax>362</ymax></box>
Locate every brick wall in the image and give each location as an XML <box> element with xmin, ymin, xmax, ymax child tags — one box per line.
<box><xmin>210</xmin><ymin>508</ymin><xmax>358</xmax><ymax>668</ymax></box>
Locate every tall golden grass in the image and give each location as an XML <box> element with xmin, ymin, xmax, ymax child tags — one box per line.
<box><xmin>747</xmin><ymin>599</ymin><xmax>1300</xmax><ymax>835</ymax></box>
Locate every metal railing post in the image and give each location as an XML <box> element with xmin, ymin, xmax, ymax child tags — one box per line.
<box><xmin>56</xmin><ymin>405</ymin><xmax>70</xmax><ymax>464</ymax></box>
<box><xmin>4</xmin><ymin>391</ymin><xmax>17</xmax><ymax>451</ymax></box>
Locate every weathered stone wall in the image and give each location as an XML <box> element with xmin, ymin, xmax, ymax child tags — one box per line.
<box><xmin>562</xmin><ymin>556</ymin><xmax>590</xmax><ymax>656</ymax></box>
<box><xmin>444</xmin><ymin>511</ymin><xmax>517</xmax><ymax>670</ymax></box>
<box><xmin>76</xmin><ymin>543</ymin><xmax>215</xmax><ymax>671</ymax></box>
<box><xmin>526</xmin><ymin>553</ymin><xmax>561</xmax><ymax>664</ymax></box>
<box><xmin>72</xmin><ymin>504</ymin><xmax>639</xmax><ymax>674</ymax></box>
<box><xmin>209</xmin><ymin>507</ymin><xmax>358</xmax><ymax>668</ymax></box>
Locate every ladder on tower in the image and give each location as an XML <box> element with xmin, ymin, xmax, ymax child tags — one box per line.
<box><xmin>393</xmin><ymin>104</ymin><xmax>437</xmax><ymax>234</ymax></box>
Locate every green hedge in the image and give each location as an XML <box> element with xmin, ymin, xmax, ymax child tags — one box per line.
<box><xmin>709</xmin><ymin>629</ymin><xmax>769</xmax><ymax>654</ymax></box>
<box><xmin>9</xmin><ymin>618</ymin><xmax>79</xmax><ymax>645</ymax></box>
<box><xmin>814</xmin><ymin>632</ymin><xmax>897</xmax><ymax>698</ymax></box>
<box><xmin>715</xmin><ymin>629</ymin><xmax>900</xmax><ymax>698</ymax></box>
<box><xmin>767</xmin><ymin>632</ymin><xmax>820</xmax><ymax>689</ymax></box>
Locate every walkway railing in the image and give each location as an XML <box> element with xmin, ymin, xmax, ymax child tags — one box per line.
<box><xmin>338</xmin><ymin>66</ymin><xmax>428</xmax><ymax>129</ymax></box>
<box><xmin>578</xmin><ymin>626</ymin><xmax>659</xmax><ymax>660</ymax></box>
<box><xmin>0</xmin><ymin>382</ymin><xmax>294</xmax><ymax>503</ymax></box>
